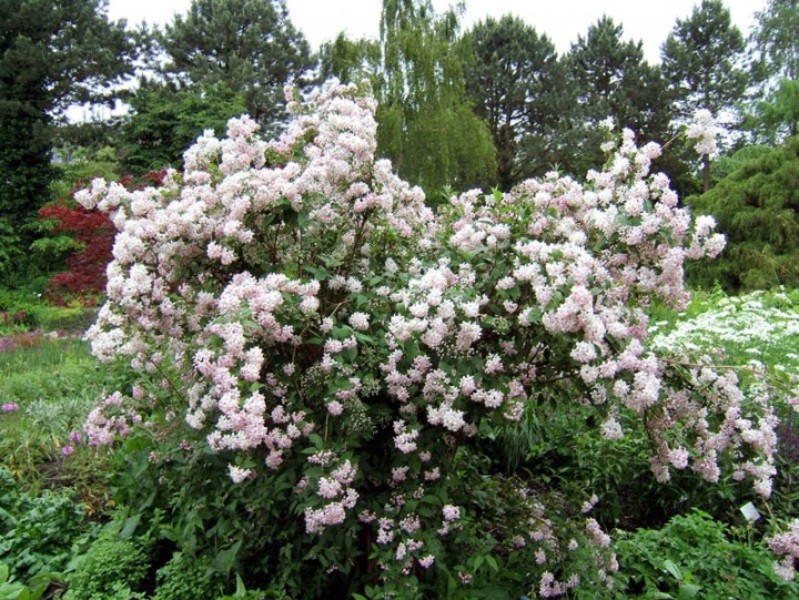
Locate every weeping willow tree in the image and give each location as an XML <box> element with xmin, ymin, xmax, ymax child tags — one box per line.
<box><xmin>687</xmin><ymin>135</ymin><xmax>799</xmax><ymax>291</ymax></box>
<box><xmin>373</xmin><ymin>0</ymin><xmax>496</xmax><ymax>194</ymax></box>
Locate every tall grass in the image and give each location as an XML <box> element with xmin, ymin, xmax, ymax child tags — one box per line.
<box><xmin>0</xmin><ymin>336</ymin><xmax>110</xmax><ymax>495</ymax></box>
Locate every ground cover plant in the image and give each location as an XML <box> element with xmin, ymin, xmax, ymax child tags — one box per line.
<box><xmin>63</xmin><ymin>79</ymin><xmax>799</xmax><ymax>598</ymax></box>
<box><xmin>613</xmin><ymin>509</ymin><xmax>799</xmax><ymax>598</ymax></box>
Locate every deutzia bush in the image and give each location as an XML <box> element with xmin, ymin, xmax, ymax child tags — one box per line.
<box><xmin>76</xmin><ymin>80</ymin><xmax>790</xmax><ymax>597</ymax></box>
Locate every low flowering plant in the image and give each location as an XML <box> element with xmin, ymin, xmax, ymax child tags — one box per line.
<box><xmin>76</xmin><ymin>80</ymin><xmax>796</xmax><ymax>596</ymax></box>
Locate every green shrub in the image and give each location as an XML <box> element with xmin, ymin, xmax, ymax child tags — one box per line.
<box><xmin>687</xmin><ymin>136</ymin><xmax>799</xmax><ymax>291</ymax></box>
<box><xmin>0</xmin><ymin>467</ymin><xmax>87</xmax><ymax>582</ymax></box>
<box><xmin>613</xmin><ymin>510</ymin><xmax>799</xmax><ymax>598</ymax></box>
<box><xmin>152</xmin><ymin>552</ymin><xmax>222</xmax><ymax>600</ymax></box>
<box><xmin>0</xmin><ymin>562</ymin><xmax>62</xmax><ymax>600</ymax></box>
<box><xmin>65</xmin><ymin>537</ymin><xmax>149</xmax><ymax>599</ymax></box>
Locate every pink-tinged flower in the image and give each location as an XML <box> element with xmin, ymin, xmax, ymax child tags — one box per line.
<box><xmin>228</xmin><ymin>464</ymin><xmax>253</xmax><ymax>483</ymax></box>
<box><xmin>581</xmin><ymin>494</ymin><xmax>600</xmax><ymax>514</ymax></box>
<box><xmin>61</xmin><ymin>445</ymin><xmax>75</xmax><ymax>457</ymax></box>
<box><xmin>392</xmin><ymin>466</ymin><xmax>409</xmax><ymax>482</ymax></box>
<box><xmin>348</xmin><ymin>312</ymin><xmax>370</xmax><ymax>331</ymax></box>
<box><xmin>442</xmin><ymin>504</ymin><xmax>460</xmax><ymax>522</ymax></box>
<box><xmin>1</xmin><ymin>403</ymin><xmax>19</xmax><ymax>412</ymax></box>
<box><xmin>768</xmin><ymin>520</ymin><xmax>799</xmax><ymax>581</ymax></box>
<box><xmin>668</xmin><ymin>448</ymin><xmax>689</xmax><ymax>470</ymax></box>
<box><xmin>586</xmin><ymin>518</ymin><xmax>611</xmax><ymax>548</ymax></box>
<box><xmin>318</xmin><ymin>477</ymin><xmax>343</xmax><ymax>499</ymax></box>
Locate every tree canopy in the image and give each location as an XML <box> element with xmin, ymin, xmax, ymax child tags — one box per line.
<box><xmin>160</xmin><ymin>0</ymin><xmax>312</xmax><ymax>128</ymax></box>
<box><xmin>565</xmin><ymin>16</ymin><xmax>670</xmax><ymax>175</ymax></box>
<box><xmin>120</xmin><ymin>82</ymin><xmax>247</xmax><ymax>173</ymax></box>
<box><xmin>373</xmin><ymin>0</ymin><xmax>496</xmax><ymax>193</ymax></box>
<box><xmin>661</xmin><ymin>0</ymin><xmax>747</xmax><ymax>191</ymax></box>
<box><xmin>464</xmin><ymin>15</ymin><xmax>569</xmax><ymax>190</ymax></box>
<box><xmin>751</xmin><ymin>0</ymin><xmax>799</xmax><ymax>82</ymax></box>
<box><xmin>662</xmin><ymin>0</ymin><xmax>747</xmax><ymax>118</ymax></box>
<box><xmin>0</xmin><ymin>0</ymin><xmax>132</xmax><ymax>278</ymax></box>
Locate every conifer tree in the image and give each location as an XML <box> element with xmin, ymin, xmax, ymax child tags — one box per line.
<box><xmin>160</xmin><ymin>0</ymin><xmax>312</xmax><ymax>129</ymax></box>
<box><xmin>687</xmin><ymin>136</ymin><xmax>799</xmax><ymax>290</ymax></box>
<box><xmin>565</xmin><ymin>16</ymin><xmax>670</xmax><ymax>175</ymax></box>
<box><xmin>0</xmin><ymin>0</ymin><xmax>131</xmax><ymax>278</ymax></box>
<box><xmin>464</xmin><ymin>15</ymin><xmax>571</xmax><ymax>190</ymax></box>
<box><xmin>662</xmin><ymin>0</ymin><xmax>747</xmax><ymax>191</ymax></box>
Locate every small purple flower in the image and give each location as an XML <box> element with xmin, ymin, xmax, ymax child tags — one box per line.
<box><xmin>61</xmin><ymin>445</ymin><xmax>75</xmax><ymax>457</ymax></box>
<box><xmin>68</xmin><ymin>430</ymin><xmax>83</xmax><ymax>445</ymax></box>
<box><xmin>1</xmin><ymin>403</ymin><xmax>19</xmax><ymax>413</ymax></box>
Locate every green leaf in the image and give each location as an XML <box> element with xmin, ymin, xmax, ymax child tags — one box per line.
<box><xmin>485</xmin><ymin>555</ymin><xmax>499</xmax><ymax>572</ymax></box>
<box><xmin>678</xmin><ymin>582</ymin><xmax>701</xmax><ymax>599</ymax></box>
<box><xmin>213</xmin><ymin>539</ymin><xmax>243</xmax><ymax>573</ymax></box>
<box><xmin>120</xmin><ymin>512</ymin><xmax>142</xmax><ymax>539</ymax></box>
<box><xmin>235</xmin><ymin>574</ymin><xmax>247</xmax><ymax>595</ymax></box>
<box><xmin>663</xmin><ymin>559</ymin><xmax>683</xmax><ymax>581</ymax></box>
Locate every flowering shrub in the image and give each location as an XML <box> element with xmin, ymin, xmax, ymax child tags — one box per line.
<box><xmin>76</xmin><ymin>80</ymin><xmax>795</xmax><ymax>597</ymax></box>
<box><xmin>769</xmin><ymin>520</ymin><xmax>799</xmax><ymax>581</ymax></box>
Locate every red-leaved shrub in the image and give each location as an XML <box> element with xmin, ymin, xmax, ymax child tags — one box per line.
<box><xmin>41</xmin><ymin>170</ymin><xmax>168</xmax><ymax>304</ymax></box>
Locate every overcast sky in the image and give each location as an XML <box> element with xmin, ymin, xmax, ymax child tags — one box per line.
<box><xmin>107</xmin><ymin>0</ymin><xmax>765</xmax><ymax>64</ymax></box>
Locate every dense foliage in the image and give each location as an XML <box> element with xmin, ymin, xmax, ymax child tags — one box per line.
<box><xmin>662</xmin><ymin>0</ymin><xmax>748</xmax><ymax>191</ymax></box>
<box><xmin>568</xmin><ymin>17</ymin><xmax>670</xmax><ymax>173</ymax></box>
<box><xmin>120</xmin><ymin>83</ymin><xmax>247</xmax><ymax>174</ymax></box>
<box><xmin>374</xmin><ymin>0</ymin><xmax>497</xmax><ymax>193</ymax></box>
<box><xmin>69</xmin><ymin>79</ymin><xmax>799</xmax><ymax>597</ymax></box>
<box><xmin>687</xmin><ymin>135</ymin><xmax>799</xmax><ymax>290</ymax></box>
<box><xmin>3</xmin><ymin>0</ymin><xmax>799</xmax><ymax>597</ymax></box>
<box><xmin>35</xmin><ymin>201</ymin><xmax>115</xmax><ymax>304</ymax></box>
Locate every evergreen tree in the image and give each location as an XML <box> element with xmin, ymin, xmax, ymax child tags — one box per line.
<box><xmin>160</xmin><ymin>0</ymin><xmax>312</xmax><ymax>128</ymax></box>
<box><xmin>687</xmin><ymin>136</ymin><xmax>799</xmax><ymax>290</ymax></box>
<box><xmin>565</xmin><ymin>16</ymin><xmax>670</xmax><ymax>175</ymax></box>
<box><xmin>464</xmin><ymin>15</ymin><xmax>571</xmax><ymax>190</ymax></box>
<box><xmin>0</xmin><ymin>0</ymin><xmax>132</xmax><ymax>278</ymax></box>
<box><xmin>120</xmin><ymin>82</ymin><xmax>247</xmax><ymax>174</ymax></box>
<box><xmin>661</xmin><ymin>0</ymin><xmax>747</xmax><ymax>191</ymax></box>
<box><xmin>374</xmin><ymin>0</ymin><xmax>496</xmax><ymax>193</ymax></box>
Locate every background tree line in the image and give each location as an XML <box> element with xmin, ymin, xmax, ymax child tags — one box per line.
<box><xmin>1</xmin><ymin>0</ymin><xmax>797</xmax><ymax>291</ymax></box>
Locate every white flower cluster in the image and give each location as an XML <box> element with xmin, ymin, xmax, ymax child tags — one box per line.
<box><xmin>685</xmin><ymin>109</ymin><xmax>723</xmax><ymax>157</ymax></box>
